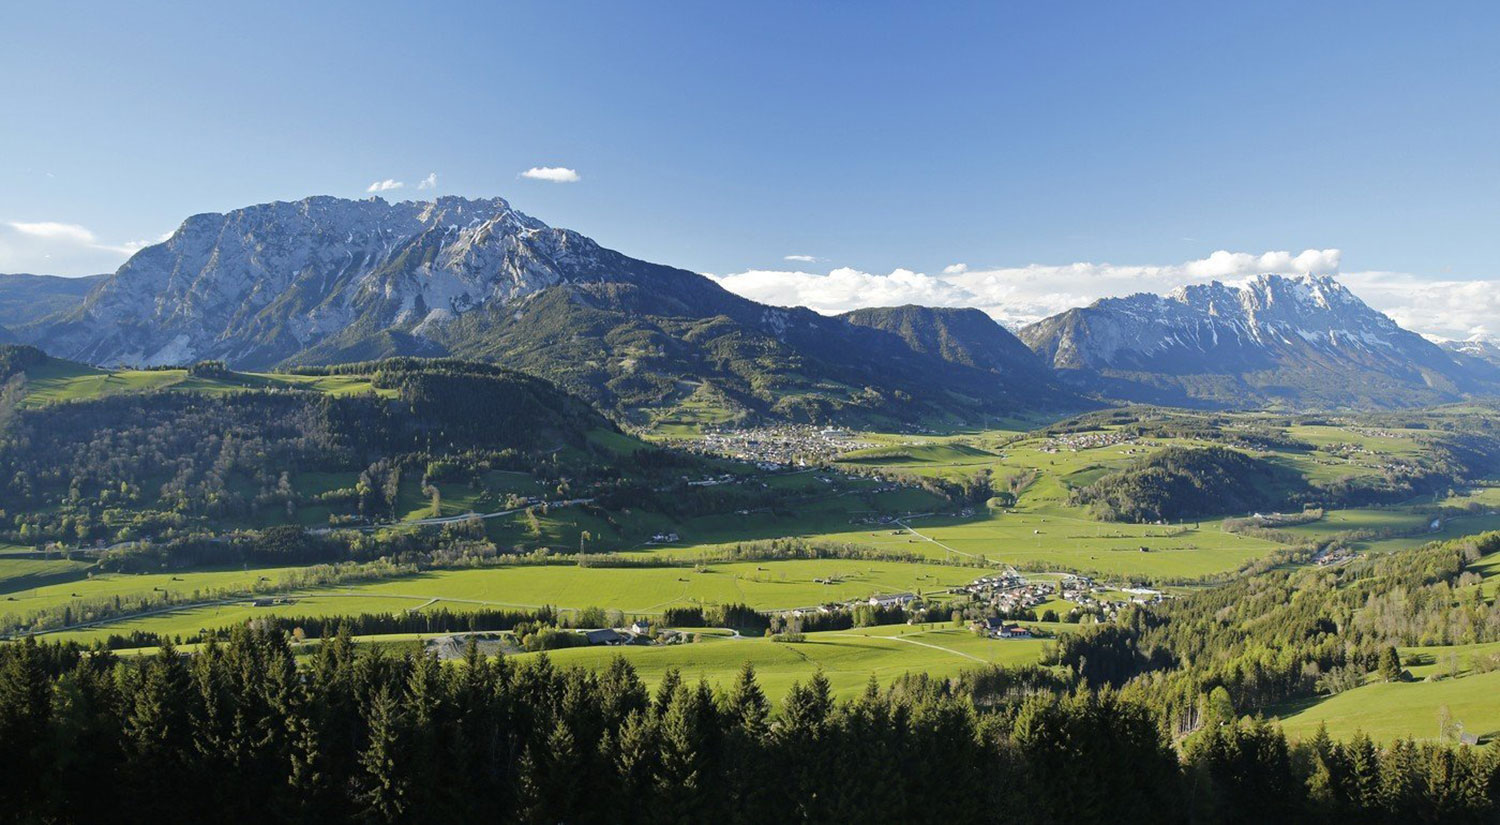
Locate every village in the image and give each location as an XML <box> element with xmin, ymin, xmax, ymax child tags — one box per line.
<box><xmin>478</xmin><ymin>567</ymin><xmax>1180</xmax><ymax>653</ymax></box>
<box><xmin>1037</xmin><ymin>430</ymin><xmax>1155</xmax><ymax>454</ymax></box>
<box><xmin>680</xmin><ymin>424</ymin><xmax>875</xmax><ymax>467</ymax></box>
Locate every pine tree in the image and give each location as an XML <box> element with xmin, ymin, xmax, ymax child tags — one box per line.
<box><xmin>355</xmin><ymin>683</ymin><xmax>409</xmax><ymax>825</ymax></box>
<box><xmin>1303</xmin><ymin>722</ymin><xmax>1349</xmax><ymax>815</ymax></box>
<box><xmin>0</xmin><ymin>636</ymin><xmax>54</xmax><ymax>820</ymax></box>
<box><xmin>653</xmin><ymin>667</ymin><xmax>683</xmax><ymax>718</ymax></box>
<box><xmin>284</xmin><ymin>699</ymin><xmax>337</xmax><ymax>825</ymax></box>
<box><xmin>304</xmin><ymin>623</ymin><xmax>362</xmax><ymax>813</ymax></box>
<box><xmin>1342</xmin><ymin>732</ymin><xmax>1383</xmax><ymax>813</ymax></box>
<box><xmin>653</xmin><ymin>679</ymin><xmax>720</xmax><ymax>825</ymax></box>
<box><xmin>1378</xmin><ymin>645</ymin><xmax>1404</xmax><ymax>681</ymax></box>
<box><xmin>724</xmin><ymin>663</ymin><xmax>775</xmax><ymax>825</ymax></box>
<box><xmin>610</xmin><ymin>710</ymin><xmax>661</xmax><ymax>825</ymax></box>
<box><xmin>1379</xmin><ymin>737</ymin><xmax>1422</xmax><ymax>820</ymax></box>
<box><xmin>776</xmin><ymin>671</ymin><xmax>834</xmax><ymax>820</ymax></box>
<box><xmin>449</xmin><ymin>638</ymin><xmax>502</xmax><ymax>820</ymax></box>
<box><xmin>122</xmin><ymin>642</ymin><xmax>197</xmax><ymax>823</ymax></box>
<box><xmin>725</xmin><ymin>662</ymin><xmax>769</xmax><ymax>735</ymax></box>
<box><xmin>518</xmin><ymin>718</ymin><xmax>584</xmax><ymax>825</ymax></box>
<box><xmin>403</xmin><ymin>651</ymin><xmax>451</xmax><ymax>818</ymax></box>
<box><xmin>599</xmin><ymin>654</ymin><xmax>649</xmax><ymax>728</ymax></box>
<box><xmin>45</xmin><ymin>654</ymin><xmax>125</xmax><ymax>823</ymax></box>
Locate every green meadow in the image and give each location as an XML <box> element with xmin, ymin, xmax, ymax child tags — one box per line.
<box><xmin>18</xmin><ymin>362</ymin><xmax>394</xmax><ymax>406</ymax></box>
<box><xmin>797</xmin><ymin>509</ymin><xmax>1280</xmax><ymax>579</ymax></box>
<box><xmin>512</xmin><ymin>624</ymin><xmax>1051</xmax><ymax>700</ymax></box>
<box><xmin>1275</xmin><ymin>670</ymin><xmax>1500</xmax><ymax>744</ymax></box>
<box><xmin>0</xmin><ymin>563</ymin><xmax>325</xmax><ymax>625</ymax></box>
<box><xmin>36</xmin><ymin>557</ymin><xmax>984</xmax><ymax>644</ymax></box>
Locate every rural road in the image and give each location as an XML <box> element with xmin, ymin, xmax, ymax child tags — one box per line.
<box><xmin>894</xmin><ymin>515</ymin><xmax>989</xmax><ymax>562</ymax></box>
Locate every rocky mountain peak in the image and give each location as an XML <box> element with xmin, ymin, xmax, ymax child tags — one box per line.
<box><xmin>1019</xmin><ymin>272</ymin><xmax>1494</xmax><ymax>408</ymax></box>
<box><xmin>32</xmin><ymin>195</ymin><xmax>610</xmax><ymax>367</ymax></box>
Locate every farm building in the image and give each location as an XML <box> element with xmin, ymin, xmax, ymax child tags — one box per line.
<box><xmin>581</xmin><ymin>628</ymin><xmax>627</xmax><ymax>646</ymax></box>
<box><xmin>972</xmin><ymin>617</ymin><xmax>1034</xmax><ymax>639</ymax></box>
<box><xmin>868</xmin><ymin>592</ymin><xmax>916</xmax><ymax>608</ymax></box>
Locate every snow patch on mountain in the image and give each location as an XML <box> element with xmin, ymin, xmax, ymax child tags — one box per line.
<box><xmin>1024</xmin><ymin>274</ymin><xmax>1418</xmax><ymax>371</ymax></box>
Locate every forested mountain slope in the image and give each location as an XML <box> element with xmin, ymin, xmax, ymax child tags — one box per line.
<box><xmin>838</xmin><ymin>305</ymin><xmax>1052</xmax><ymax>378</ymax></box>
<box><xmin>0</xmin><ymin>350</ymin><xmax>635</xmax><ymax>546</ymax></box>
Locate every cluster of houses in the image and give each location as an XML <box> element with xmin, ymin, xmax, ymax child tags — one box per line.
<box><xmin>866</xmin><ymin>592</ymin><xmax>917</xmax><ymax>609</ymax></box>
<box><xmin>954</xmin><ymin>572</ymin><xmax>1054</xmax><ymax>614</ymax></box>
<box><xmin>846</xmin><ymin>508</ymin><xmax>910</xmax><ymax>526</ymax></box>
<box><xmin>1318</xmin><ymin>439</ymin><xmax>1421</xmax><ymax>478</ymax></box>
<box><xmin>1120</xmin><ymin>586</ymin><xmax>1166</xmax><ymax>605</ymax></box>
<box><xmin>1036</xmin><ymin>430</ymin><xmax>1152</xmax><ymax>454</ymax></box>
<box><xmin>684</xmin><ymin>474</ymin><xmax>738</xmax><ymax>487</ymax></box>
<box><xmin>1350</xmin><ymin>427</ymin><xmax>1410</xmax><ymax>441</ymax></box>
<box><xmin>1313</xmin><ymin>545</ymin><xmax>1358</xmax><ymax>567</ymax></box>
<box><xmin>687</xmin><ymin>425</ymin><xmax>874</xmax><ymax>467</ymax></box>
<box><xmin>776</xmin><ymin>591</ymin><xmax>920</xmax><ymax>622</ymax></box>
<box><xmin>1057</xmin><ymin>574</ymin><xmax>1097</xmax><ymax>602</ymax></box>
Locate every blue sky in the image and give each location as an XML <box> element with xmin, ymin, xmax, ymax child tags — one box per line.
<box><xmin>3</xmin><ymin>1</ymin><xmax>1499</xmax><ymax>337</ymax></box>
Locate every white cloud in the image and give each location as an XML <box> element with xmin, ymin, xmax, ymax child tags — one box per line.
<box><xmin>417</xmin><ymin>172</ymin><xmax>438</xmax><ymax>190</ymax></box>
<box><xmin>706</xmin><ymin>248</ymin><xmax>1499</xmax><ymax>340</ymax></box>
<box><xmin>1337</xmin><ymin>271</ymin><xmax>1500</xmax><ymax>342</ymax></box>
<box><xmin>0</xmin><ymin>220</ymin><xmax>161</xmax><ymax>276</ymax></box>
<box><xmin>366</xmin><ymin>178</ymin><xmax>405</xmax><ymax>192</ymax></box>
<box><xmin>1183</xmin><ymin>249</ymin><xmax>1341</xmax><ymax>280</ymax></box>
<box><xmin>783</xmin><ymin>254</ymin><xmax>818</xmax><ymax>263</ymax></box>
<box><xmin>520</xmin><ymin>166</ymin><xmax>580</xmax><ymax>183</ymax></box>
<box><xmin>8</xmin><ymin>221</ymin><xmax>99</xmax><ymax>246</ymax></box>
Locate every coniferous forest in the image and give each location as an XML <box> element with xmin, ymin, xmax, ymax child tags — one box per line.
<box><xmin>0</xmin><ymin>627</ymin><xmax>1496</xmax><ymax>825</ymax></box>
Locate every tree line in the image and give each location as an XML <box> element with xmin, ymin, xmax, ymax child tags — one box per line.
<box><xmin>1</xmin><ymin>627</ymin><xmax>1497</xmax><ymax>824</ymax></box>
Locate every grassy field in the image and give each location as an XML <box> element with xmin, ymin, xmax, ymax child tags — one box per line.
<box><xmin>346</xmin><ymin>559</ymin><xmax>971</xmax><ymax>611</ymax></box>
<box><xmin>1400</xmin><ymin>641</ymin><xmax>1500</xmax><ymax>679</ymax></box>
<box><xmin>1274</xmin><ymin>635</ymin><xmax>1500</xmax><ymax>743</ymax></box>
<box><xmin>791</xmin><ymin>508</ymin><xmax>1281</xmax><ymax>579</ymax></box>
<box><xmin>0</xmin><ymin>565</ymin><xmax>310</xmax><ymax>617</ymax></box>
<box><xmin>1274</xmin><ymin>507</ymin><xmax>1500</xmax><ymax>555</ymax></box>
<box><xmin>29</xmin><ymin>557</ymin><xmax>984</xmax><ymax>643</ymax></box>
<box><xmin>512</xmin><ymin>624</ymin><xmax>1050</xmax><ymax>700</ymax></box>
<box><xmin>19</xmin><ymin>362</ymin><xmax>393</xmax><ymax>407</ymax></box>
<box><xmin>45</xmin><ymin>593</ymin><xmax>448</xmax><ymax>645</ymax></box>
<box><xmin>95</xmin><ymin>623</ymin><xmax>1054</xmax><ymax>701</ymax></box>
<box><xmin>0</xmin><ymin>558</ymin><xmax>94</xmax><ymax>594</ymax></box>
<box><xmin>1275</xmin><ymin>671</ymin><xmax>1500</xmax><ymax>744</ymax></box>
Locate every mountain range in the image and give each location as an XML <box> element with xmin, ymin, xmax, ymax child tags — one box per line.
<box><xmin>1442</xmin><ymin>337</ymin><xmax>1500</xmax><ymax>369</ymax></box>
<box><xmin>9</xmin><ymin>196</ymin><xmax>1071</xmax><ymax>426</ymax></box>
<box><xmin>1019</xmin><ymin>274</ymin><xmax>1500</xmax><ymax>409</ymax></box>
<box><xmin>3</xmin><ymin>194</ymin><xmax>1496</xmax><ymax>418</ymax></box>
